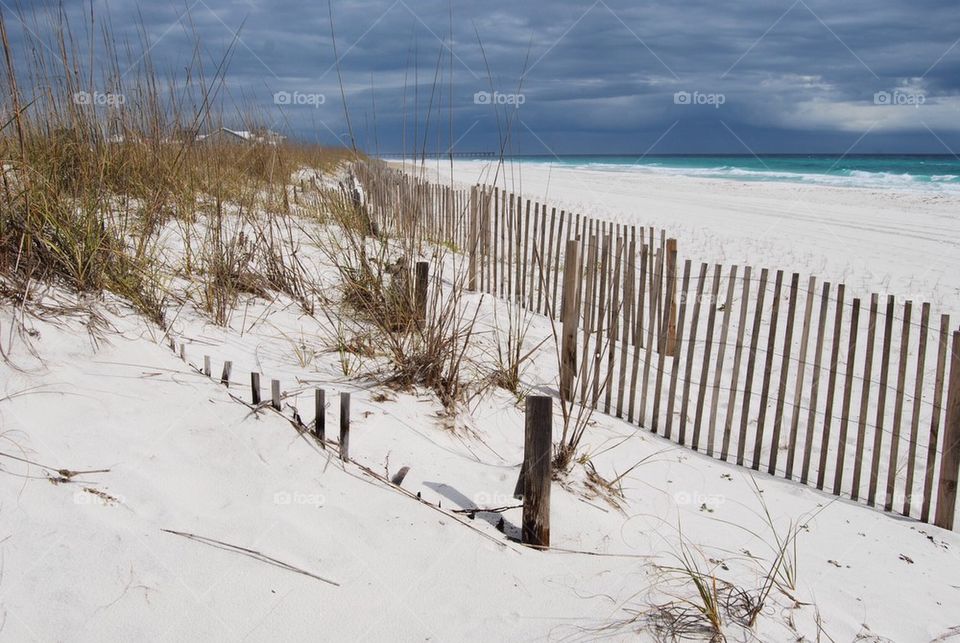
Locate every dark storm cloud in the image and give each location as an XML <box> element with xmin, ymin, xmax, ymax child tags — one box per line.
<box><xmin>5</xmin><ymin>0</ymin><xmax>959</xmax><ymax>152</ymax></box>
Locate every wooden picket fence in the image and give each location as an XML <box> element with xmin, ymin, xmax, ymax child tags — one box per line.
<box><xmin>354</xmin><ymin>163</ymin><xmax>960</xmax><ymax>531</ymax></box>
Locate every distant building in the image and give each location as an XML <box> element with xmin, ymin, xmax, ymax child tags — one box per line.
<box><xmin>196</xmin><ymin>127</ymin><xmax>286</xmax><ymax>145</ymax></box>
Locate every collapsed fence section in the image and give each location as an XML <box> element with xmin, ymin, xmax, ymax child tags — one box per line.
<box><xmin>354</xmin><ymin>163</ymin><xmax>960</xmax><ymax>531</ymax></box>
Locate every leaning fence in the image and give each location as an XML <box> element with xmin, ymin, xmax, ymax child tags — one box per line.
<box><xmin>354</xmin><ymin>162</ymin><xmax>960</xmax><ymax>531</ymax></box>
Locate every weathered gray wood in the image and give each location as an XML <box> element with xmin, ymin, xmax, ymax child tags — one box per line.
<box><xmin>693</xmin><ymin>265</ymin><xmax>722</xmax><ymax>452</ymax></box>
<box><xmin>885</xmin><ymin>301</ymin><xmax>912</xmax><ymax>511</ymax></box>
<box><xmin>785</xmin><ymin>276</ymin><xmax>816</xmax><ymax>478</ymax></box>
<box><xmin>204</xmin><ymin>355</ymin><xmax>211</xmax><ymax>377</ymax></box>
<box><xmin>315</xmin><ymin>389</ymin><xmax>326</xmax><ymax>446</ymax></box>
<box><xmin>934</xmin><ymin>330</ymin><xmax>960</xmax><ymax>530</ymax></box>
<box><xmin>251</xmin><ymin>372</ymin><xmax>261</xmax><ymax>405</ymax></box>
<box><xmin>903</xmin><ymin>302</ymin><xmax>929</xmax><ymax>517</ymax></box>
<box><xmin>738</xmin><ymin>268</ymin><xmax>769</xmax><ymax>467</ymax></box>
<box><xmin>559</xmin><ymin>240</ymin><xmax>581</xmax><ymax>403</ymax></box>
<box><xmin>921</xmin><ymin>314</ymin><xmax>950</xmax><ymax>523</ymax></box>
<box><xmin>604</xmin><ymin>237</ymin><xmax>624</xmax><ymax>414</ymax></box>
<box><xmin>643</xmin><ymin>246</ymin><xmax>664</xmax><ymax>429</ymax></box>
<box><xmin>753</xmin><ymin>270</ymin><xmax>783</xmax><ymax>471</ymax></box>
<box><xmin>522</xmin><ymin>395</ymin><xmax>553</xmax><ymax>548</ymax></box>
<box><xmin>664</xmin><ymin>260</ymin><xmax>693</xmax><ymax>440</ymax></box>
<box><xmin>852</xmin><ymin>294</ymin><xmax>878</xmax><ymax>501</ymax></box>
<box><xmin>415</xmin><ymin>261</ymin><xmax>429</xmax><ymax>324</ymax></box>
<box><xmin>591</xmin><ymin>236</ymin><xmax>612</xmax><ymax>408</ymax></box>
<box><xmin>616</xmin><ymin>238</ymin><xmax>636</xmax><ymax>418</ymax></box>
<box><xmin>579</xmin><ymin>236</ymin><xmax>599</xmax><ymax>406</ymax></box>
<box><xmin>628</xmin><ymin>243</ymin><xmax>650</xmax><ymax>423</ymax></box>
<box><xmin>679</xmin><ymin>263</ymin><xmax>708</xmax><ymax>446</ymax></box>
<box><xmin>707</xmin><ymin>266</ymin><xmax>737</xmax><ymax>458</ymax></box>
<box><xmin>833</xmin><ymin>298</ymin><xmax>860</xmax><ymax>495</ymax></box>
<box><xmin>801</xmin><ymin>283</ymin><xmax>831</xmax><ymax>485</ymax></box>
<box><xmin>271</xmin><ymin>379</ymin><xmax>281</xmax><ymax>411</ymax></box>
<box><xmin>542</xmin><ymin>207</ymin><xmax>557</xmax><ymax>315</ymax></box>
<box><xmin>722</xmin><ymin>266</ymin><xmax>751</xmax><ymax>462</ymax></box>
<box><xmin>868</xmin><ymin>295</ymin><xmax>896</xmax><ymax>507</ymax></box>
<box><xmin>769</xmin><ymin>273</ymin><xmax>799</xmax><ymax>475</ymax></box>
<box><xmin>661</xmin><ymin>239</ymin><xmax>678</xmax><ymax>355</ymax></box>
<box><xmin>551</xmin><ymin>211</ymin><xmax>566</xmax><ymax>318</ymax></box>
<box><xmin>817</xmin><ymin>284</ymin><xmax>845</xmax><ymax>491</ymax></box>
<box><xmin>220</xmin><ymin>361</ymin><xmax>232</xmax><ymax>387</ymax></box>
<box><xmin>339</xmin><ymin>392</ymin><xmax>351</xmax><ymax>462</ymax></box>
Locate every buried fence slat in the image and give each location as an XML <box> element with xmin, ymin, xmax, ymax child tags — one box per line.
<box><xmin>737</xmin><ymin>268</ymin><xmax>769</xmax><ymax>467</ymax></box>
<box><xmin>628</xmin><ymin>243</ymin><xmax>650</xmax><ymax>423</ymax></box>
<box><xmin>786</xmin><ymin>276</ymin><xmax>816</xmax><ymax>478</ymax></box>
<box><xmin>769</xmin><ymin>273</ymin><xmax>799</xmax><ymax>475</ymax></box>
<box><xmin>604</xmin><ymin>236</ymin><xmax>624</xmax><ymax>414</ymax></box>
<box><xmin>903</xmin><ymin>303</ymin><xmax>930</xmax><ymax>517</ymax></box>
<box><xmin>707</xmin><ymin>265</ymin><xmax>737</xmax><ymax>458</ymax></box>
<box><xmin>664</xmin><ymin>260</ymin><xmax>693</xmax><ymax>440</ymax></box>
<box><xmin>801</xmin><ymin>283</ymin><xmax>831</xmax><ymax>485</ymax></box>
<box><xmin>643</xmin><ymin>246</ymin><xmax>664</xmax><ymax>429</ymax></box>
<box><xmin>339</xmin><ymin>392</ymin><xmax>351</xmax><ymax>462</ymax></box>
<box><xmin>921</xmin><ymin>314</ymin><xmax>950</xmax><ymax>523</ymax></box>
<box><xmin>271</xmin><ymin>379</ymin><xmax>281</xmax><ymax>411</ymax></box>
<box><xmin>616</xmin><ymin>237</ymin><xmax>636</xmax><ymax>418</ymax></box>
<box><xmin>204</xmin><ymin>355</ymin><xmax>211</xmax><ymax>377</ymax></box>
<box><xmin>251</xmin><ymin>373</ymin><xmax>261</xmax><ymax>405</ymax></box>
<box><xmin>591</xmin><ymin>236</ymin><xmax>612</xmax><ymax>408</ymax></box>
<box><xmin>852</xmin><ymin>294</ymin><xmax>879</xmax><ymax>501</ymax></box>
<box><xmin>693</xmin><ymin>265</ymin><xmax>722</xmax><ymax>451</ymax></box>
<box><xmin>934</xmin><ymin>330</ymin><xmax>960</xmax><ymax>530</ymax></box>
<box><xmin>721</xmin><ymin>266</ymin><xmax>751</xmax><ymax>462</ymax></box>
<box><xmin>868</xmin><ymin>295</ymin><xmax>896</xmax><ymax>507</ymax></box>
<box><xmin>679</xmin><ymin>263</ymin><xmax>708</xmax><ymax>446</ymax></box>
<box><xmin>885</xmin><ymin>301</ymin><xmax>912</xmax><ymax>512</ymax></box>
<box><xmin>560</xmin><ymin>240</ymin><xmax>581</xmax><ymax>402</ymax></box>
<box><xmin>817</xmin><ymin>284</ymin><xmax>846</xmax><ymax>491</ymax></box>
<box><xmin>833</xmin><ymin>298</ymin><xmax>861</xmax><ymax>495</ymax></box>
<box><xmin>753</xmin><ymin>270</ymin><xmax>784</xmax><ymax>471</ymax></box>
<box><xmin>315</xmin><ymin>389</ymin><xmax>326</xmax><ymax>446</ymax></box>
<box><xmin>220</xmin><ymin>361</ymin><xmax>232</xmax><ymax>387</ymax></box>
<box><xmin>522</xmin><ymin>395</ymin><xmax>553</xmax><ymax>548</ymax></box>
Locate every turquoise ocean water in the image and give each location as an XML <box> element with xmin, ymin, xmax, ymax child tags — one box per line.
<box><xmin>474</xmin><ymin>155</ymin><xmax>960</xmax><ymax>192</ymax></box>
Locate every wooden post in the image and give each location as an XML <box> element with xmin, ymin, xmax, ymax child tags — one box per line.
<box><xmin>415</xmin><ymin>261</ymin><xmax>429</xmax><ymax>324</ymax></box>
<box><xmin>251</xmin><ymin>372</ymin><xmax>261</xmax><ymax>404</ymax></box>
<box><xmin>934</xmin><ymin>330</ymin><xmax>960</xmax><ymax>530</ymax></box>
<box><xmin>559</xmin><ymin>240</ymin><xmax>580</xmax><ymax>402</ymax></box>
<box><xmin>220</xmin><ymin>361</ymin><xmax>232</xmax><ymax>387</ymax></box>
<box><xmin>204</xmin><ymin>355</ymin><xmax>211</xmax><ymax>377</ymax></box>
<box><xmin>521</xmin><ymin>395</ymin><xmax>552</xmax><ymax>548</ymax></box>
<box><xmin>339</xmin><ymin>392</ymin><xmax>351</xmax><ymax>462</ymax></box>
<box><xmin>271</xmin><ymin>379</ymin><xmax>281</xmax><ymax>411</ymax></box>
<box><xmin>179</xmin><ymin>343</ymin><xmax>186</xmax><ymax>361</ymax></box>
<box><xmin>316</xmin><ymin>389</ymin><xmax>326</xmax><ymax>445</ymax></box>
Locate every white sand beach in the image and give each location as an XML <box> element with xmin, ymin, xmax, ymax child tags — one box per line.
<box><xmin>422</xmin><ymin>159</ymin><xmax>960</xmax><ymax>316</ymax></box>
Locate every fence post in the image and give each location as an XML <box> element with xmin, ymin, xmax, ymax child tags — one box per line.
<box><xmin>204</xmin><ymin>355</ymin><xmax>211</xmax><ymax>377</ymax></box>
<box><xmin>415</xmin><ymin>261</ymin><xmax>429</xmax><ymax>324</ymax></box>
<box><xmin>271</xmin><ymin>379</ymin><xmax>281</xmax><ymax>411</ymax></box>
<box><xmin>468</xmin><ymin>186</ymin><xmax>478</xmax><ymax>292</ymax></box>
<box><xmin>935</xmin><ymin>330</ymin><xmax>960</xmax><ymax>529</ymax></box>
<box><xmin>316</xmin><ymin>389</ymin><xmax>326</xmax><ymax>446</ymax></box>
<box><xmin>560</xmin><ymin>239</ymin><xmax>580</xmax><ymax>402</ymax></box>
<box><xmin>340</xmin><ymin>392</ymin><xmax>351</xmax><ymax>462</ymax></box>
<box><xmin>522</xmin><ymin>395</ymin><xmax>552</xmax><ymax>548</ymax></box>
<box><xmin>251</xmin><ymin>372</ymin><xmax>261</xmax><ymax>404</ymax></box>
<box><xmin>220</xmin><ymin>361</ymin><xmax>232</xmax><ymax>387</ymax></box>
<box><xmin>661</xmin><ymin>238</ymin><xmax>678</xmax><ymax>355</ymax></box>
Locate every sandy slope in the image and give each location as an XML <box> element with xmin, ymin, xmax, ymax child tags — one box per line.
<box><xmin>424</xmin><ymin>160</ymin><xmax>960</xmax><ymax>316</ymax></box>
<box><xmin>2</xmin><ymin>206</ymin><xmax>960</xmax><ymax>641</ymax></box>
